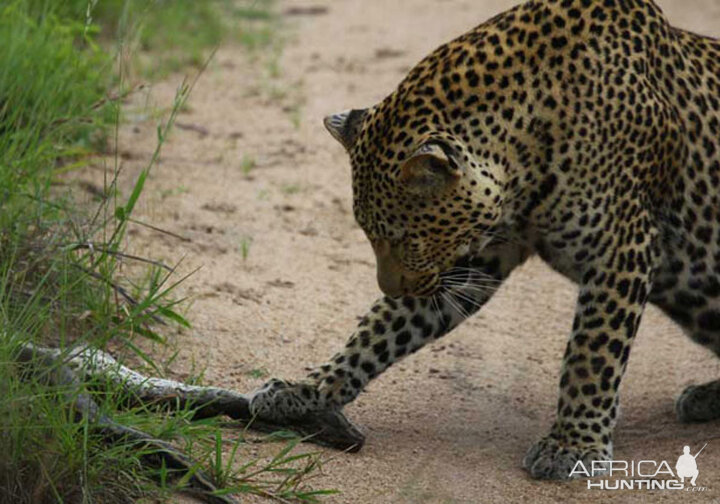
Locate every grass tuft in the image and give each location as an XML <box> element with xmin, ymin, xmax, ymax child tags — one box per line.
<box><xmin>0</xmin><ymin>0</ymin><xmax>331</xmax><ymax>503</ymax></box>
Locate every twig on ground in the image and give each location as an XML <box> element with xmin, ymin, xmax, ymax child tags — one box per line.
<box><xmin>71</xmin><ymin>264</ymin><xmax>167</xmax><ymax>326</ymax></box>
<box><xmin>69</xmin><ymin>242</ymin><xmax>174</xmax><ymax>272</ymax></box>
<box><xmin>16</xmin><ymin>343</ymin><xmax>236</xmax><ymax>504</ymax></box>
<box><xmin>60</xmin><ymin>343</ymin><xmax>365</xmax><ymax>451</ymax></box>
<box><xmin>13</xmin><ymin>342</ymin><xmax>364</xmax><ymax>500</ymax></box>
<box><xmin>128</xmin><ymin>217</ymin><xmax>192</xmax><ymax>243</ymax></box>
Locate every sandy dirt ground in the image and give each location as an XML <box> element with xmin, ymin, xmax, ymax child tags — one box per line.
<box><xmin>83</xmin><ymin>0</ymin><xmax>720</xmax><ymax>502</ymax></box>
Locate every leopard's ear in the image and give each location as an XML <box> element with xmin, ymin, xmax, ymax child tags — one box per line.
<box><xmin>323</xmin><ymin>108</ymin><xmax>368</xmax><ymax>151</ymax></box>
<box><xmin>399</xmin><ymin>141</ymin><xmax>461</xmax><ymax>194</ymax></box>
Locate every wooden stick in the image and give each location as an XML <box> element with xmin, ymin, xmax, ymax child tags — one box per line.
<box><xmin>56</xmin><ymin>343</ymin><xmax>365</xmax><ymax>451</ymax></box>
<box><xmin>16</xmin><ymin>343</ymin><xmax>238</xmax><ymax>504</ymax></box>
<box><xmin>17</xmin><ymin>340</ymin><xmax>366</xmax><ymax>501</ymax></box>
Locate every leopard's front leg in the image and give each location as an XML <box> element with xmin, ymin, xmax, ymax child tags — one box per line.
<box><xmin>249</xmin><ymin>242</ymin><xmax>527</xmax><ymax>423</ymax></box>
<box><xmin>248</xmin><ymin>295</ymin><xmax>457</xmax><ymax>422</ymax></box>
<box><xmin>524</xmin><ymin>239</ymin><xmax>657</xmax><ymax>480</ymax></box>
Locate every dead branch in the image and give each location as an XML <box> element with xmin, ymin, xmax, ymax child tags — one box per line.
<box><xmin>58</xmin><ymin>343</ymin><xmax>365</xmax><ymax>451</ymax></box>
<box><xmin>16</xmin><ymin>343</ymin><xmax>237</xmax><ymax>504</ymax></box>
<box><xmin>14</xmin><ymin>342</ymin><xmax>365</xmax><ymax>501</ymax></box>
<box><xmin>69</xmin><ymin>242</ymin><xmax>174</xmax><ymax>272</ymax></box>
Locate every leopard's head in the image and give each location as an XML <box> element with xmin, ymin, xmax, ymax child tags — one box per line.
<box><xmin>325</xmin><ymin>104</ymin><xmax>507</xmax><ymax>298</ymax></box>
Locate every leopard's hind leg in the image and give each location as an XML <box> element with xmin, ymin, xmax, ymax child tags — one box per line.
<box><xmin>673</xmin><ymin>319</ymin><xmax>720</xmax><ymax>423</ymax></box>
<box><xmin>651</xmin><ymin>264</ymin><xmax>720</xmax><ymax>423</ymax></box>
<box><xmin>676</xmin><ymin>381</ymin><xmax>720</xmax><ymax>423</ymax></box>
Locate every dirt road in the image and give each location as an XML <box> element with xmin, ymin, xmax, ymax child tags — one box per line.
<box><xmin>110</xmin><ymin>0</ymin><xmax>720</xmax><ymax>502</ymax></box>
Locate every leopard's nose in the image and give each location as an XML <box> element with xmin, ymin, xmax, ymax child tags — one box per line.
<box><xmin>373</xmin><ymin>239</ymin><xmax>407</xmax><ymax>297</ymax></box>
<box><xmin>377</xmin><ymin>273</ymin><xmax>404</xmax><ymax>297</ymax></box>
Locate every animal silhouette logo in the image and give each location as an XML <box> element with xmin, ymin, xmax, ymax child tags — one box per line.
<box><xmin>675</xmin><ymin>443</ymin><xmax>707</xmax><ymax>487</ymax></box>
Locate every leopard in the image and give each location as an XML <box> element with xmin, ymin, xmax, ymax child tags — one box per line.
<box><xmin>249</xmin><ymin>0</ymin><xmax>720</xmax><ymax>480</ymax></box>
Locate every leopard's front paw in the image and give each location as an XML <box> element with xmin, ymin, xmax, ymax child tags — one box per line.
<box><xmin>248</xmin><ymin>378</ymin><xmax>326</xmax><ymax>422</ymax></box>
<box><xmin>523</xmin><ymin>436</ymin><xmax>612</xmax><ymax>480</ymax></box>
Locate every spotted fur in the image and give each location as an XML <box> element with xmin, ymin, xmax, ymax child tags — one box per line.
<box><xmin>250</xmin><ymin>0</ymin><xmax>720</xmax><ymax>480</ymax></box>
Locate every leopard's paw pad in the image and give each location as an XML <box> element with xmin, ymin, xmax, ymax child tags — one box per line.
<box><xmin>524</xmin><ymin>437</ymin><xmax>612</xmax><ymax>480</ymax></box>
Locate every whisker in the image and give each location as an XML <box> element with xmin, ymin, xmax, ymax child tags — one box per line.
<box><xmin>441</xmin><ymin>276</ymin><xmax>501</xmax><ymax>287</ymax></box>
<box><xmin>441</xmin><ymin>275</ymin><xmax>502</xmax><ymax>284</ymax></box>
<box><xmin>441</xmin><ymin>291</ymin><xmax>469</xmax><ymax>320</ymax></box>
<box><xmin>441</xmin><ymin>275</ymin><xmax>503</xmax><ymax>285</ymax></box>
<box><xmin>430</xmin><ymin>295</ymin><xmax>442</xmax><ymax>322</ymax></box>
<box><xmin>441</xmin><ymin>279</ymin><xmax>501</xmax><ymax>291</ymax></box>
<box><xmin>440</xmin><ymin>278</ymin><xmax>500</xmax><ymax>300</ymax></box>
<box><xmin>442</xmin><ymin>266</ymin><xmax>504</xmax><ymax>280</ymax></box>
<box><xmin>450</xmin><ymin>288</ymin><xmax>481</xmax><ymax>317</ymax></box>
<box><xmin>443</xmin><ymin>285</ymin><xmax>496</xmax><ymax>298</ymax></box>
<box><xmin>445</xmin><ymin>286</ymin><xmax>486</xmax><ymax>310</ymax></box>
